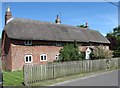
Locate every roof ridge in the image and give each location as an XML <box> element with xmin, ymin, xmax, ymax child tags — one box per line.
<box><xmin>13</xmin><ymin>17</ymin><xmax>93</xmax><ymax>31</ymax></box>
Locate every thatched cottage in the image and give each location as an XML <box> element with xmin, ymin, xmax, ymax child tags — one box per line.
<box><xmin>1</xmin><ymin>7</ymin><xmax>110</xmax><ymax>71</ymax></box>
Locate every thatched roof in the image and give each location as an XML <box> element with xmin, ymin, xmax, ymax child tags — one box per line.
<box><xmin>3</xmin><ymin>18</ymin><xmax>110</xmax><ymax>44</ymax></box>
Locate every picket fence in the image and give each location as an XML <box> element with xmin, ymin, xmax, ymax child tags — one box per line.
<box><xmin>23</xmin><ymin>58</ymin><xmax>119</xmax><ymax>85</ymax></box>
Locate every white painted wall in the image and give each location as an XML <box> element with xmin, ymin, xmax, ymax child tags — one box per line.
<box><xmin>85</xmin><ymin>47</ymin><xmax>91</xmax><ymax>60</ymax></box>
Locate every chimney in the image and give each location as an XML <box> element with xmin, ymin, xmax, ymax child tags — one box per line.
<box><xmin>5</xmin><ymin>7</ymin><xmax>12</xmax><ymax>25</ymax></box>
<box><xmin>85</xmin><ymin>22</ymin><xmax>88</xmax><ymax>29</ymax></box>
<box><xmin>55</xmin><ymin>15</ymin><xmax>61</xmax><ymax>24</ymax></box>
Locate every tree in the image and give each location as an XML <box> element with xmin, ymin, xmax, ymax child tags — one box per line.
<box><xmin>106</xmin><ymin>26</ymin><xmax>120</xmax><ymax>57</ymax></box>
<box><xmin>106</xmin><ymin>26</ymin><xmax>120</xmax><ymax>50</ymax></box>
<box><xmin>106</xmin><ymin>34</ymin><xmax>118</xmax><ymax>50</ymax></box>
<box><xmin>59</xmin><ymin>41</ymin><xmax>83</xmax><ymax>62</ymax></box>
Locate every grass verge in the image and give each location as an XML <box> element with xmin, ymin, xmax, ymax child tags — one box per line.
<box><xmin>3</xmin><ymin>70</ymin><xmax>23</xmax><ymax>86</ymax></box>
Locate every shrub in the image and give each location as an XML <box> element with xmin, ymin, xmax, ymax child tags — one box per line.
<box><xmin>113</xmin><ymin>50</ymin><xmax>120</xmax><ymax>57</ymax></box>
<box><xmin>59</xmin><ymin>43</ymin><xmax>83</xmax><ymax>62</ymax></box>
<box><xmin>90</xmin><ymin>46</ymin><xmax>113</xmax><ymax>59</ymax></box>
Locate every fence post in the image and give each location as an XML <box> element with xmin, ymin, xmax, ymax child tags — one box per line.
<box><xmin>23</xmin><ymin>65</ymin><xmax>29</xmax><ymax>86</ymax></box>
<box><xmin>53</xmin><ymin>63</ymin><xmax>55</xmax><ymax>79</ymax></box>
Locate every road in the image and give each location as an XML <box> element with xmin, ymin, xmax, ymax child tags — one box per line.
<box><xmin>53</xmin><ymin>70</ymin><xmax>119</xmax><ymax>86</ymax></box>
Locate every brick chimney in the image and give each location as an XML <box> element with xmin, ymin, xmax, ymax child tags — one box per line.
<box><xmin>85</xmin><ymin>22</ymin><xmax>88</xmax><ymax>29</ymax></box>
<box><xmin>55</xmin><ymin>15</ymin><xmax>61</xmax><ymax>24</ymax></box>
<box><xmin>5</xmin><ymin>7</ymin><xmax>12</xmax><ymax>25</ymax></box>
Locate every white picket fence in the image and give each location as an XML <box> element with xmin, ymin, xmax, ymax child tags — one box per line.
<box><xmin>23</xmin><ymin>58</ymin><xmax>119</xmax><ymax>85</ymax></box>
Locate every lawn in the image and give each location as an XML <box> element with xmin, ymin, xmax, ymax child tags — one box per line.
<box><xmin>3</xmin><ymin>70</ymin><xmax>24</xmax><ymax>86</ymax></box>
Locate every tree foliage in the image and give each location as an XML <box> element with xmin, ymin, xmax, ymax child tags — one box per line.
<box><xmin>59</xmin><ymin>42</ymin><xmax>83</xmax><ymax>62</ymax></box>
<box><xmin>106</xmin><ymin>26</ymin><xmax>120</xmax><ymax>50</ymax></box>
<box><xmin>106</xmin><ymin>26</ymin><xmax>120</xmax><ymax>57</ymax></box>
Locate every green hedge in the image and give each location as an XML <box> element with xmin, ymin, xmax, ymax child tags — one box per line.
<box><xmin>113</xmin><ymin>50</ymin><xmax>120</xmax><ymax>57</ymax></box>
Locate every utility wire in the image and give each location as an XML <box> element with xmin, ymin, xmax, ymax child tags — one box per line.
<box><xmin>104</xmin><ymin>0</ymin><xmax>120</xmax><ymax>7</ymax></box>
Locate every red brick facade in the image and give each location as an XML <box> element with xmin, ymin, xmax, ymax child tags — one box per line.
<box><xmin>2</xmin><ymin>34</ymin><xmax>64</xmax><ymax>71</ymax></box>
<box><xmin>11</xmin><ymin>43</ymin><xmax>62</xmax><ymax>71</ymax></box>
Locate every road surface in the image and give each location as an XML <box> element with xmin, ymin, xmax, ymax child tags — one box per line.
<box><xmin>53</xmin><ymin>70</ymin><xmax>119</xmax><ymax>86</ymax></box>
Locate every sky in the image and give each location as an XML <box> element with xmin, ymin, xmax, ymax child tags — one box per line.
<box><xmin>0</xmin><ymin>2</ymin><xmax>118</xmax><ymax>37</ymax></box>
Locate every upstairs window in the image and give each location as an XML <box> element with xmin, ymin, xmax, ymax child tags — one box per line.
<box><xmin>40</xmin><ymin>54</ymin><xmax>47</xmax><ymax>61</ymax></box>
<box><xmin>25</xmin><ymin>55</ymin><xmax>33</xmax><ymax>63</ymax></box>
<box><xmin>24</xmin><ymin>40</ymin><xmax>32</xmax><ymax>45</ymax></box>
<box><xmin>56</xmin><ymin>42</ymin><xmax>62</xmax><ymax>46</ymax></box>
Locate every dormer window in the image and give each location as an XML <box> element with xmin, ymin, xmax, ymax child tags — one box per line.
<box><xmin>24</xmin><ymin>40</ymin><xmax>32</xmax><ymax>45</ymax></box>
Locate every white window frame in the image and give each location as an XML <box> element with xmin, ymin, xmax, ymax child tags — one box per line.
<box><xmin>24</xmin><ymin>55</ymin><xmax>33</xmax><ymax>63</ymax></box>
<box><xmin>40</xmin><ymin>54</ymin><xmax>47</xmax><ymax>61</ymax></box>
<box><xmin>24</xmin><ymin>40</ymin><xmax>32</xmax><ymax>45</ymax></box>
<box><xmin>55</xmin><ymin>54</ymin><xmax>59</xmax><ymax>60</ymax></box>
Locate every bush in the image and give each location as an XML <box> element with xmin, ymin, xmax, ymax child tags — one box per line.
<box><xmin>59</xmin><ymin>43</ymin><xmax>83</xmax><ymax>62</ymax></box>
<box><xmin>113</xmin><ymin>50</ymin><xmax>120</xmax><ymax>57</ymax></box>
<box><xmin>90</xmin><ymin>46</ymin><xmax>113</xmax><ymax>59</ymax></box>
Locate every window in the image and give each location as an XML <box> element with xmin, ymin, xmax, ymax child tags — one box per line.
<box><xmin>25</xmin><ymin>55</ymin><xmax>33</xmax><ymax>63</ymax></box>
<box><xmin>24</xmin><ymin>40</ymin><xmax>32</xmax><ymax>45</ymax></box>
<box><xmin>89</xmin><ymin>43</ymin><xmax>92</xmax><ymax>46</ymax></box>
<box><xmin>40</xmin><ymin>54</ymin><xmax>47</xmax><ymax>61</ymax></box>
<box><xmin>55</xmin><ymin>54</ymin><xmax>59</xmax><ymax>60</ymax></box>
<box><xmin>56</xmin><ymin>42</ymin><xmax>62</xmax><ymax>46</ymax></box>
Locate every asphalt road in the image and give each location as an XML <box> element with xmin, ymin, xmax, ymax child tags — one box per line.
<box><xmin>53</xmin><ymin>70</ymin><xmax>119</xmax><ymax>86</ymax></box>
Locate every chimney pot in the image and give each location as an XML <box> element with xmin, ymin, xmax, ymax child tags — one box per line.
<box><xmin>55</xmin><ymin>15</ymin><xmax>61</xmax><ymax>24</ymax></box>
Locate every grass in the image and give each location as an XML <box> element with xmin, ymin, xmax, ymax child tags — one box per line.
<box><xmin>3</xmin><ymin>70</ymin><xmax>23</xmax><ymax>86</ymax></box>
<box><xmin>2</xmin><ymin>69</ymin><xmax>118</xmax><ymax>86</ymax></box>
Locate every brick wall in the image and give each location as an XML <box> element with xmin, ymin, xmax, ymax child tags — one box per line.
<box><xmin>2</xmin><ymin>38</ymin><xmax>109</xmax><ymax>71</ymax></box>
<box><xmin>11</xmin><ymin>40</ymin><xmax>62</xmax><ymax>71</ymax></box>
<box><xmin>1</xmin><ymin>32</ymin><xmax>12</xmax><ymax>71</ymax></box>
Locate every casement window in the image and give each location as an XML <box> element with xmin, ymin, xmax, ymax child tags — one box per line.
<box><xmin>25</xmin><ymin>55</ymin><xmax>33</xmax><ymax>63</ymax></box>
<box><xmin>89</xmin><ymin>43</ymin><xmax>92</xmax><ymax>46</ymax></box>
<box><xmin>56</xmin><ymin>42</ymin><xmax>62</xmax><ymax>46</ymax></box>
<box><xmin>55</xmin><ymin>54</ymin><xmax>59</xmax><ymax>60</ymax></box>
<box><xmin>40</xmin><ymin>54</ymin><xmax>47</xmax><ymax>61</ymax></box>
<box><xmin>24</xmin><ymin>40</ymin><xmax>32</xmax><ymax>45</ymax></box>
